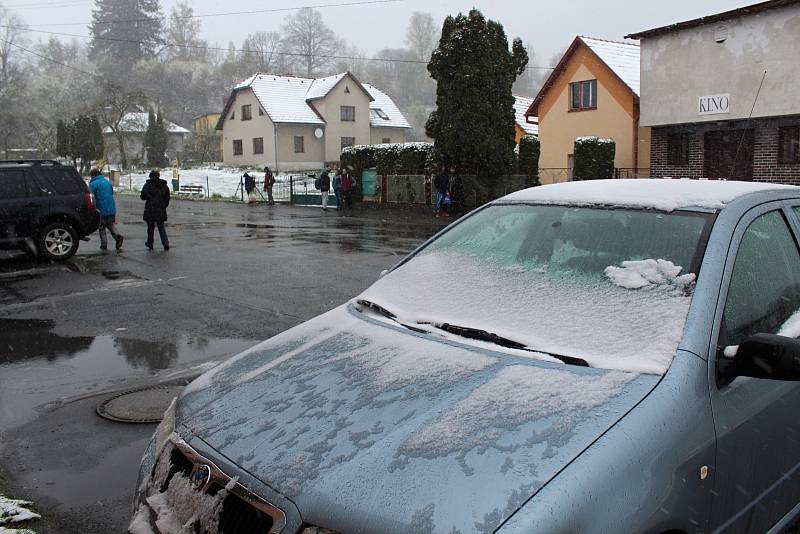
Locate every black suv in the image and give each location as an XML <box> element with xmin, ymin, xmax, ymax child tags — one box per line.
<box><xmin>0</xmin><ymin>160</ymin><xmax>99</xmax><ymax>261</ymax></box>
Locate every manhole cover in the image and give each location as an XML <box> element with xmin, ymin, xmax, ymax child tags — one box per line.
<box><xmin>97</xmin><ymin>384</ymin><xmax>186</xmax><ymax>423</ymax></box>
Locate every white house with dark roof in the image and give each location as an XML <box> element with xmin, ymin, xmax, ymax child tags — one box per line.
<box><xmin>102</xmin><ymin>108</ymin><xmax>190</xmax><ymax>165</ymax></box>
<box><xmin>525</xmin><ymin>36</ymin><xmax>650</xmax><ymax>183</ymax></box>
<box><xmin>216</xmin><ymin>72</ymin><xmax>411</xmax><ymax>170</ymax></box>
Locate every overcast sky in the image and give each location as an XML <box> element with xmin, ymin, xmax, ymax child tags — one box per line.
<box><xmin>10</xmin><ymin>0</ymin><xmax>755</xmax><ymax>67</ymax></box>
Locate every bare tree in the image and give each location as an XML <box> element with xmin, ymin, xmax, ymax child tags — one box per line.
<box><xmin>405</xmin><ymin>11</ymin><xmax>437</xmax><ymax>62</ymax></box>
<box><xmin>241</xmin><ymin>31</ymin><xmax>282</xmax><ymax>73</ymax></box>
<box><xmin>96</xmin><ymin>85</ymin><xmax>145</xmax><ymax>169</ymax></box>
<box><xmin>512</xmin><ymin>41</ymin><xmax>547</xmax><ymax>97</ymax></box>
<box><xmin>0</xmin><ymin>5</ymin><xmax>24</xmax><ymax>82</ymax></box>
<box><xmin>0</xmin><ymin>5</ymin><xmax>30</xmax><ymax>157</ymax></box>
<box><xmin>165</xmin><ymin>1</ymin><xmax>206</xmax><ymax>62</ymax></box>
<box><xmin>282</xmin><ymin>8</ymin><xmax>341</xmax><ymax>77</ymax></box>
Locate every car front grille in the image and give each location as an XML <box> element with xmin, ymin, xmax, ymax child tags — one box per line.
<box><xmin>152</xmin><ymin>439</ymin><xmax>284</xmax><ymax>534</ymax></box>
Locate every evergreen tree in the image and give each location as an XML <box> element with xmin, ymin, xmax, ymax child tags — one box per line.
<box><xmin>89</xmin><ymin>0</ymin><xmax>163</xmax><ymax>79</ymax></box>
<box><xmin>56</xmin><ymin>120</ymin><xmax>70</xmax><ymax>159</ymax></box>
<box><xmin>88</xmin><ymin>115</ymin><xmax>105</xmax><ymax>163</ymax></box>
<box><xmin>145</xmin><ymin>109</ymin><xmax>168</xmax><ymax>167</ymax></box>
<box><xmin>426</xmin><ymin>9</ymin><xmax>528</xmax><ymax>182</ymax></box>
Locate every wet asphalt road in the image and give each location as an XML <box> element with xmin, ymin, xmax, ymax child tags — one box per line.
<box><xmin>0</xmin><ymin>195</ymin><xmax>448</xmax><ymax>533</ymax></box>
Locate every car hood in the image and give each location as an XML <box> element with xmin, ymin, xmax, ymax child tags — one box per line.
<box><xmin>176</xmin><ymin>305</ymin><xmax>660</xmax><ymax>533</ymax></box>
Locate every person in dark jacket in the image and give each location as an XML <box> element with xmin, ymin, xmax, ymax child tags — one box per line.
<box><xmin>263</xmin><ymin>167</ymin><xmax>276</xmax><ymax>205</ymax></box>
<box><xmin>244</xmin><ymin>172</ymin><xmax>257</xmax><ymax>204</ymax></box>
<box><xmin>319</xmin><ymin>166</ymin><xmax>331</xmax><ymax>211</ymax></box>
<box><xmin>140</xmin><ymin>170</ymin><xmax>171</xmax><ymax>250</ymax></box>
<box><xmin>433</xmin><ymin>166</ymin><xmax>450</xmax><ymax>217</ymax></box>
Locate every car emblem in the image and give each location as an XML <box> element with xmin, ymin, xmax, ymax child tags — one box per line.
<box><xmin>189</xmin><ymin>464</ymin><xmax>212</xmax><ymax>490</ymax></box>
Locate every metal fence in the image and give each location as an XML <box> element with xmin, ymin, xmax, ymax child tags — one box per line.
<box><xmin>386</xmin><ymin>175</ymin><xmax>427</xmax><ymax>204</ymax></box>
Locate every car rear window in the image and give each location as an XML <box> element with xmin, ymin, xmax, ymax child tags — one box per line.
<box><xmin>0</xmin><ymin>169</ymin><xmax>29</xmax><ymax>199</ymax></box>
<box><xmin>32</xmin><ymin>167</ymin><xmax>85</xmax><ymax>195</ymax></box>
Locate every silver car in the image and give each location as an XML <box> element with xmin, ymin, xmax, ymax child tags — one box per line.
<box><xmin>131</xmin><ymin>179</ymin><xmax>800</xmax><ymax>533</ymax></box>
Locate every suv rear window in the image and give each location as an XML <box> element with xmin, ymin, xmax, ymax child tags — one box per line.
<box><xmin>33</xmin><ymin>167</ymin><xmax>85</xmax><ymax>195</ymax></box>
<box><xmin>0</xmin><ymin>169</ymin><xmax>29</xmax><ymax>199</ymax></box>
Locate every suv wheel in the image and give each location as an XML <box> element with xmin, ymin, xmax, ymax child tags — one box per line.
<box><xmin>38</xmin><ymin>221</ymin><xmax>79</xmax><ymax>261</ymax></box>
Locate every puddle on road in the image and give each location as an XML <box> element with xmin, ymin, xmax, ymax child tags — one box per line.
<box><xmin>0</xmin><ymin>318</ymin><xmax>258</xmax><ymax>428</ymax></box>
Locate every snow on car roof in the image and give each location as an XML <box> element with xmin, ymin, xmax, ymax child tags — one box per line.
<box><xmin>501</xmin><ymin>179</ymin><xmax>799</xmax><ymax>212</ymax></box>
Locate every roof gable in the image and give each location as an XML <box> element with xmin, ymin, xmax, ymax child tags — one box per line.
<box><xmin>526</xmin><ymin>36</ymin><xmax>640</xmax><ymax>118</ymax></box>
<box><xmin>102</xmin><ymin>111</ymin><xmax>189</xmax><ymax>134</ymax></box>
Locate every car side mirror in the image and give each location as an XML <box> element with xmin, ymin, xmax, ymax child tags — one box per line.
<box><xmin>731</xmin><ymin>333</ymin><xmax>800</xmax><ymax>381</ymax></box>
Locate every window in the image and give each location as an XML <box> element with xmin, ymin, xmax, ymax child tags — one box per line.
<box><xmin>721</xmin><ymin>210</ymin><xmax>800</xmax><ymax>346</ymax></box>
<box><xmin>382</xmin><ymin>138</ymin><xmax>391</xmax><ymax>144</ymax></box>
<box><xmin>340</xmin><ymin>106</ymin><xmax>355</xmax><ymax>122</ymax></box>
<box><xmin>252</xmin><ymin>137</ymin><xmax>264</xmax><ymax>155</ymax></box>
<box><xmin>370</xmin><ymin>108</ymin><xmax>390</xmax><ymax>120</ymax></box>
<box><xmin>779</xmin><ymin>126</ymin><xmax>800</xmax><ymax>164</ymax></box>
<box><xmin>341</xmin><ymin>137</ymin><xmax>355</xmax><ymax>150</ymax></box>
<box><xmin>667</xmin><ymin>133</ymin><xmax>690</xmax><ymax>165</ymax></box>
<box><xmin>241</xmin><ymin>104</ymin><xmax>252</xmax><ymax>121</ymax></box>
<box><xmin>33</xmin><ymin>168</ymin><xmax>84</xmax><ymax>195</ymax></box>
<box><xmin>258</xmin><ymin>107</ymin><xmax>265</xmax><ymax>116</ymax></box>
<box><xmin>0</xmin><ymin>169</ymin><xmax>28</xmax><ymax>199</ymax></box>
<box><xmin>232</xmin><ymin>139</ymin><xmax>243</xmax><ymax>156</ymax></box>
<box><xmin>230</xmin><ymin>111</ymin><xmax>234</xmax><ymax>120</ymax></box>
<box><xmin>569</xmin><ymin>80</ymin><xmax>597</xmax><ymax>111</ymax></box>
<box><xmin>294</xmin><ymin>136</ymin><xmax>304</xmax><ymax>153</ymax></box>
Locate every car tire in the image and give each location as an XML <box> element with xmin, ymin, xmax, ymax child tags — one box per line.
<box><xmin>37</xmin><ymin>221</ymin><xmax>79</xmax><ymax>261</ymax></box>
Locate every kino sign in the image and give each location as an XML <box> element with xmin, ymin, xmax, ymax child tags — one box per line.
<box><xmin>698</xmin><ymin>93</ymin><xmax>730</xmax><ymax>115</ymax></box>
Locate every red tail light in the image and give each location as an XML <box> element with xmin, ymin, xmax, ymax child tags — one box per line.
<box><xmin>86</xmin><ymin>192</ymin><xmax>96</xmax><ymax>212</ymax></box>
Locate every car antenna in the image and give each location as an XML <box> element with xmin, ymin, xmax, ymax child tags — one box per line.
<box><xmin>729</xmin><ymin>69</ymin><xmax>766</xmax><ymax>180</ymax></box>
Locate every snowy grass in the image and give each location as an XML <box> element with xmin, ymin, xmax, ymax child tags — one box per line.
<box><xmin>0</xmin><ymin>494</ymin><xmax>39</xmax><ymax>532</ymax></box>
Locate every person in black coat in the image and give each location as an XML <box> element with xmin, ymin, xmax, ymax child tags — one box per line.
<box><xmin>140</xmin><ymin>170</ymin><xmax>171</xmax><ymax>250</ymax></box>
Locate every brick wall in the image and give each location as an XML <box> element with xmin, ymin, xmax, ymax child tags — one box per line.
<box><xmin>650</xmin><ymin>116</ymin><xmax>800</xmax><ymax>184</ymax></box>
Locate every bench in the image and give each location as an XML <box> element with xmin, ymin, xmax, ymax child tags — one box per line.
<box><xmin>179</xmin><ymin>185</ymin><xmax>205</xmax><ymax>196</ymax></box>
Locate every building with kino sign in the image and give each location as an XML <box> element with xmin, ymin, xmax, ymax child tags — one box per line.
<box><xmin>627</xmin><ymin>0</ymin><xmax>800</xmax><ymax>182</ymax></box>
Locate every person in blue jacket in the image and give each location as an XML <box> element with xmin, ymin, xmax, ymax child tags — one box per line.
<box><xmin>88</xmin><ymin>168</ymin><xmax>124</xmax><ymax>251</ymax></box>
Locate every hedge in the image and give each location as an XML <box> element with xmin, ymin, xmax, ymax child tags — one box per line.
<box><xmin>340</xmin><ymin>142</ymin><xmax>434</xmax><ymax>177</ymax></box>
<box><xmin>518</xmin><ymin>135</ymin><xmax>540</xmax><ymax>186</ymax></box>
<box><xmin>573</xmin><ymin>136</ymin><xmax>615</xmax><ymax>180</ymax></box>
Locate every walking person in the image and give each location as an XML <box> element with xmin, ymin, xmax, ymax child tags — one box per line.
<box><xmin>332</xmin><ymin>168</ymin><xmax>343</xmax><ymax>210</ymax></box>
<box><xmin>341</xmin><ymin>169</ymin><xmax>355</xmax><ymax>210</ymax></box>
<box><xmin>88</xmin><ymin>168</ymin><xmax>124</xmax><ymax>251</ymax></box>
<box><xmin>319</xmin><ymin>166</ymin><xmax>331</xmax><ymax>211</ymax></box>
<box><xmin>244</xmin><ymin>172</ymin><xmax>257</xmax><ymax>204</ymax></box>
<box><xmin>263</xmin><ymin>166</ymin><xmax>275</xmax><ymax>205</ymax></box>
<box><xmin>433</xmin><ymin>166</ymin><xmax>449</xmax><ymax>217</ymax></box>
<box><xmin>140</xmin><ymin>170</ymin><xmax>171</xmax><ymax>250</ymax></box>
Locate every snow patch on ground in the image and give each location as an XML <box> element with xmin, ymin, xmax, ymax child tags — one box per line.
<box><xmin>604</xmin><ymin>259</ymin><xmax>695</xmax><ymax>290</ymax></box>
<box><xmin>400</xmin><ymin>365</ymin><xmax>635</xmax><ymax>457</ymax></box>
<box><xmin>0</xmin><ymin>495</ymin><xmax>39</xmax><ymax>526</ymax></box>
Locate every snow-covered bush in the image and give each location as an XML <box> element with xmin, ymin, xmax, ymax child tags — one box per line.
<box><xmin>573</xmin><ymin>136</ymin><xmax>615</xmax><ymax>180</ymax></box>
<box><xmin>518</xmin><ymin>135</ymin><xmax>540</xmax><ymax>186</ymax></box>
<box><xmin>341</xmin><ymin>142</ymin><xmax>434</xmax><ymax>176</ymax></box>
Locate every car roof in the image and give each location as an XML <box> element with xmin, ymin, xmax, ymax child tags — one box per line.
<box><xmin>0</xmin><ymin>159</ymin><xmax>67</xmax><ymax>168</ymax></box>
<box><xmin>499</xmin><ymin>179</ymin><xmax>800</xmax><ymax>213</ymax></box>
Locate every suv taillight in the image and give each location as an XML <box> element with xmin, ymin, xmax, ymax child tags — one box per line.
<box><xmin>86</xmin><ymin>192</ymin><xmax>96</xmax><ymax>211</ymax></box>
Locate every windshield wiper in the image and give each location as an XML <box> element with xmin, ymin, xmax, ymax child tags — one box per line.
<box><xmin>355</xmin><ymin>300</ymin><xmax>429</xmax><ymax>333</ymax></box>
<box><xmin>435</xmin><ymin>322</ymin><xmax>590</xmax><ymax>367</ymax></box>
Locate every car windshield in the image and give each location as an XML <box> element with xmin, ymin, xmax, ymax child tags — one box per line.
<box><xmin>359</xmin><ymin>203</ymin><xmax>714</xmax><ymax>374</ymax></box>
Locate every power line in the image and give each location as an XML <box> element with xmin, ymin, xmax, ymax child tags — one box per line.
<box><xmin>3</xmin><ymin>1</ymin><xmax>91</xmax><ymax>10</ymax></box>
<box><xmin>4</xmin><ymin>38</ymin><xmax>94</xmax><ymax>76</ymax></box>
<box><xmin>7</xmin><ymin>26</ymin><xmax>557</xmax><ymax>71</ymax></box>
<box><xmin>10</xmin><ymin>0</ymin><xmax>404</xmax><ymax>27</ymax></box>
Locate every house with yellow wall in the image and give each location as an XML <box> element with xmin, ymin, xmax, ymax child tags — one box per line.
<box><xmin>525</xmin><ymin>36</ymin><xmax>650</xmax><ymax>184</ymax></box>
<box><xmin>193</xmin><ymin>112</ymin><xmax>223</xmax><ymax>156</ymax></box>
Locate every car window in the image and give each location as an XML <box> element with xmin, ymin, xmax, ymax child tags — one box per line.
<box><xmin>722</xmin><ymin>210</ymin><xmax>800</xmax><ymax>346</ymax></box>
<box><xmin>0</xmin><ymin>169</ymin><xmax>29</xmax><ymax>199</ymax></box>
<box><xmin>33</xmin><ymin>168</ymin><xmax>85</xmax><ymax>195</ymax></box>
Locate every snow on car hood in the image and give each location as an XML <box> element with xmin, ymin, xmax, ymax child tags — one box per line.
<box><xmin>177</xmin><ymin>306</ymin><xmax>658</xmax><ymax>534</ymax></box>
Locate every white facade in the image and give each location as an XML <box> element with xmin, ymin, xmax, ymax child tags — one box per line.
<box><xmin>636</xmin><ymin>3</ymin><xmax>800</xmax><ymax>127</ymax></box>
<box><xmin>218</xmin><ymin>73</ymin><xmax>411</xmax><ymax>171</ymax></box>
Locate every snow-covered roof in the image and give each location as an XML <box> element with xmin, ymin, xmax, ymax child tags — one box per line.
<box><xmin>501</xmin><ymin>179</ymin><xmax>799</xmax><ymax>212</ymax></box>
<box><xmin>226</xmin><ymin>72</ymin><xmax>409</xmax><ymax>129</ymax></box>
<box><xmin>364</xmin><ymin>84</ymin><xmax>411</xmax><ymax>129</ymax></box>
<box><xmin>513</xmin><ymin>95</ymin><xmax>538</xmax><ymax>136</ymax></box>
<box><xmin>305</xmin><ymin>73</ymin><xmax>348</xmax><ymax>101</ymax></box>
<box><xmin>101</xmin><ymin>112</ymin><xmax>189</xmax><ymax>134</ymax></box>
<box><xmin>236</xmin><ymin>74</ymin><xmax>323</xmax><ymax>125</ymax></box>
<box><xmin>579</xmin><ymin>36</ymin><xmax>640</xmax><ymax>96</ymax></box>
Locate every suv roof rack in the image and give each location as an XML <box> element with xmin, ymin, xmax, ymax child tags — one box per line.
<box><xmin>0</xmin><ymin>159</ymin><xmax>64</xmax><ymax>166</ymax></box>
